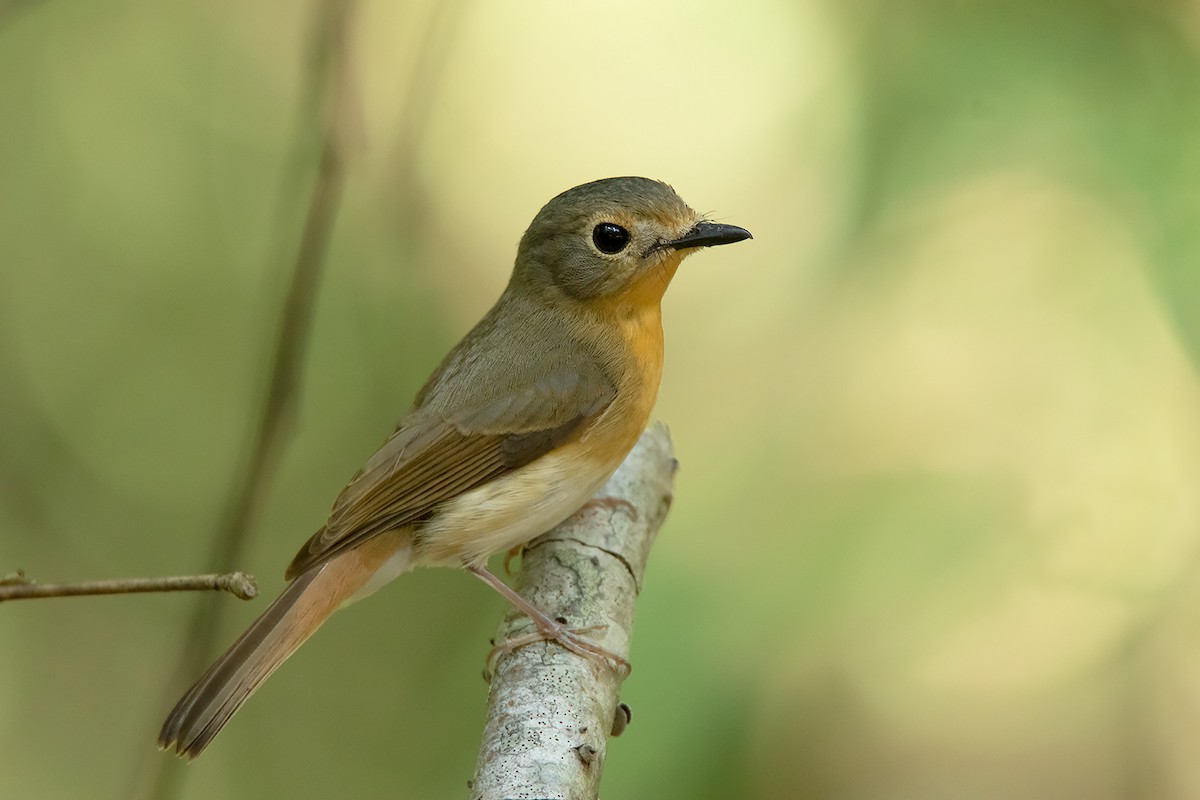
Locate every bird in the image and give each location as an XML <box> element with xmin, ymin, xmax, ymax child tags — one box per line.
<box><xmin>158</xmin><ymin>176</ymin><xmax>751</xmax><ymax>759</ymax></box>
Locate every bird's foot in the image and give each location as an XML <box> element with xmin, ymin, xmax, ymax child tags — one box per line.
<box><xmin>485</xmin><ymin>620</ymin><xmax>630</xmax><ymax>681</ymax></box>
<box><xmin>580</xmin><ymin>495</ymin><xmax>638</xmax><ymax>520</ymax></box>
<box><xmin>469</xmin><ymin>564</ymin><xmax>631</xmax><ymax>681</ymax></box>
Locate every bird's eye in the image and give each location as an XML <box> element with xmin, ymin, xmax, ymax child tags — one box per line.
<box><xmin>592</xmin><ymin>222</ymin><xmax>631</xmax><ymax>254</ymax></box>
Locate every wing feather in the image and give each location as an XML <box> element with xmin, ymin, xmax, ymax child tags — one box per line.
<box><xmin>284</xmin><ymin>362</ymin><xmax>614</xmax><ymax>578</ymax></box>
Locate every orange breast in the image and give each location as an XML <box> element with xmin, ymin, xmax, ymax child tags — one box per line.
<box><xmin>413</xmin><ymin>302</ymin><xmax>666</xmax><ymax>570</ymax></box>
<box><xmin>580</xmin><ymin>301</ymin><xmax>665</xmax><ymax>464</ymax></box>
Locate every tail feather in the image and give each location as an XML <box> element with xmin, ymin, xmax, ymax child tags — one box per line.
<box><xmin>158</xmin><ymin>535</ymin><xmax>411</xmax><ymax>759</ymax></box>
<box><xmin>158</xmin><ymin>567</ymin><xmax>332</xmax><ymax>758</ymax></box>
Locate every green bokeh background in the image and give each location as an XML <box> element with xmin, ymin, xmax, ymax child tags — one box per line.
<box><xmin>4</xmin><ymin>1</ymin><xmax>1200</xmax><ymax>798</ymax></box>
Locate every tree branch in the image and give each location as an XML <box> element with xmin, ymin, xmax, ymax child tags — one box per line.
<box><xmin>0</xmin><ymin>570</ymin><xmax>258</xmax><ymax>603</ymax></box>
<box><xmin>470</xmin><ymin>423</ymin><xmax>677</xmax><ymax>800</ymax></box>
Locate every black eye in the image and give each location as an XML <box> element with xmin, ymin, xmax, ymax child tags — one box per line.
<box><xmin>592</xmin><ymin>222</ymin><xmax>630</xmax><ymax>254</ymax></box>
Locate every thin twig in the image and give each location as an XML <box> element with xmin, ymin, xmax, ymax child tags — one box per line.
<box><xmin>194</xmin><ymin>0</ymin><xmax>359</xmax><ymax>636</ymax></box>
<box><xmin>388</xmin><ymin>0</ymin><xmax>469</xmax><ymax>196</ymax></box>
<box><xmin>170</xmin><ymin>0</ymin><xmax>356</xmax><ymax>699</ymax></box>
<box><xmin>134</xmin><ymin>3</ymin><xmax>360</xmax><ymax>799</ymax></box>
<box><xmin>471</xmin><ymin>424</ymin><xmax>677</xmax><ymax>800</ymax></box>
<box><xmin>0</xmin><ymin>570</ymin><xmax>258</xmax><ymax>603</ymax></box>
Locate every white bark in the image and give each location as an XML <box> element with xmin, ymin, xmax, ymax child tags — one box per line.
<box><xmin>470</xmin><ymin>422</ymin><xmax>677</xmax><ymax>800</ymax></box>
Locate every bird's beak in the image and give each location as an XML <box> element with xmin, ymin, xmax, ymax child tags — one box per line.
<box><xmin>665</xmin><ymin>222</ymin><xmax>753</xmax><ymax>251</ymax></box>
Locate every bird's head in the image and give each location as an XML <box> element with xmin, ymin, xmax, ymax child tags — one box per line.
<box><xmin>513</xmin><ymin>177</ymin><xmax>751</xmax><ymax>308</ymax></box>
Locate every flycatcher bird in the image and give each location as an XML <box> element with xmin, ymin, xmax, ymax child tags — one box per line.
<box><xmin>158</xmin><ymin>176</ymin><xmax>751</xmax><ymax>759</ymax></box>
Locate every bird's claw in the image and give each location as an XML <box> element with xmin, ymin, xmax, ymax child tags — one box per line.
<box><xmin>484</xmin><ymin>621</ymin><xmax>630</xmax><ymax>682</ymax></box>
<box><xmin>502</xmin><ymin>546</ymin><xmax>523</xmax><ymax>576</ymax></box>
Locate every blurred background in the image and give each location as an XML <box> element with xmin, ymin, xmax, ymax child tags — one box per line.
<box><xmin>3</xmin><ymin>0</ymin><xmax>1200</xmax><ymax>797</ymax></box>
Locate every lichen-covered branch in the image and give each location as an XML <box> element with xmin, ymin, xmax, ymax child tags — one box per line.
<box><xmin>470</xmin><ymin>423</ymin><xmax>677</xmax><ymax>800</ymax></box>
<box><xmin>0</xmin><ymin>570</ymin><xmax>258</xmax><ymax>603</ymax></box>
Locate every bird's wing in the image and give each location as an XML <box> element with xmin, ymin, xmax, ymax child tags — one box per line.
<box><xmin>284</xmin><ymin>362</ymin><xmax>615</xmax><ymax>579</ymax></box>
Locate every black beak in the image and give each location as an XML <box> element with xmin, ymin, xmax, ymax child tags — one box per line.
<box><xmin>665</xmin><ymin>222</ymin><xmax>753</xmax><ymax>251</ymax></box>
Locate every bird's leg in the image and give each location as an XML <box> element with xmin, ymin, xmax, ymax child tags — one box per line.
<box><xmin>467</xmin><ymin>565</ymin><xmax>630</xmax><ymax>678</ymax></box>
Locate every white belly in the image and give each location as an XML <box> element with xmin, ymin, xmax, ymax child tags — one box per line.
<box><xmin>411</xmin><ymin>448</ymin><xmax>620</xmax><ymax>569</ymax></box>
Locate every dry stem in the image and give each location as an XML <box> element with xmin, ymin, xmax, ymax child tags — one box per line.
<box><xmin>0</xmin><ymin>570</ymin><xmax>257</xmax><ymax>603</ymax></box>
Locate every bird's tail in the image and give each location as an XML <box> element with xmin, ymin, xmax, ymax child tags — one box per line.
<box><xmin>158</xmin><ymin>536</ymin><xmax>410</xmax><ymax>759</ymax></box>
